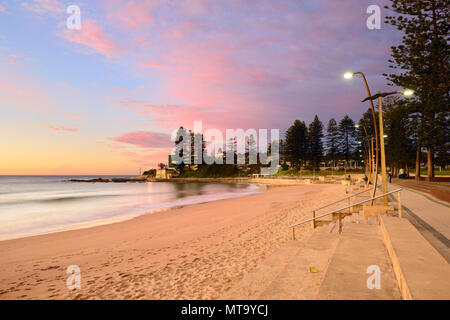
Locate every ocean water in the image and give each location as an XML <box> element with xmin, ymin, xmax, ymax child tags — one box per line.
<box><xmin>0</xmin><ymin>176</ymin><xmax>264</xmax><ymax>240</ymax></box>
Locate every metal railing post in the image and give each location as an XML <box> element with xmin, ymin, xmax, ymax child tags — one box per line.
<box><xmin>312</xmin><ymin>211</ymin><xmax>316</xmax><ymax>229</ymax></box>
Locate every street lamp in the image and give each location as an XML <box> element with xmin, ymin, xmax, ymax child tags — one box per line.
<box><xmin>344</xmin><ymin>71</ymin><xmax>414</xmax><ymax>205</ymax></box>
<box><xmin>343</xmin><ymin>72</ymin><xmax>354</xmax><ymax>80</ymax></box>
<box><xmin>344</xmin><ymin>71</ymin><xmax>380</xmax><ymax>204</ymax></box>
<box><xmin>362</xmin><ymin>90</ymin><xmax>415</xmax><ymax>102</ymax></box>
<box><xmin>362</xmin><ymin>89</ymin><xmax>414</xmax><ymax>205</ymax></box>
<box><xmin>403</xmin><ymin>89</ymin><xmax>414</xmax><ymax>96</ymax></box>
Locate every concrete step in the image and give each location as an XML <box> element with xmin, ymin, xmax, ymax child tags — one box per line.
<box><xmin>344</xmin><ymin>210</ymin><xmax>362</xmax><ymax>221</ymax></box>
<box><xmin>354</xmin><ymin>194</ymin><xmax>371</xmax><ymax>202</ymax></box>
<box><xmin>363</xmin><ymin>216</ymin><xmax>379</xmax><ymax>225</ymax></box>
<box><xmin>380</xmin><ymin>216</ymin><xmax>450</xmax><ymax>300</ymax></box>
<box><xmin>258</xmin><ymin>231</ymin><xmax>339</xmax><ymax>299</ymax></box>
<box><xmin>351</xmin><ymin>204</ymin><xmax>364</xmax><ymax>213</ymax></box>
<box><xmin>221</xmin><ymin>239</ymin><xmax>305</xmax><ymax>299</ymax></box>
<box><xmin>316</xmin><ymin>220</ymin><xmax>338</xmax><ymax>234</ymax></box>
<box><xmin>316</xmin><ymin>223</ymin><xmax>402</xmax><ymax>300</ymax></box>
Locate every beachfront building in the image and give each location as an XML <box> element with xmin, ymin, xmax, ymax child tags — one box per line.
<box><xmin>155</xmin><ymin>168</ymin><xmax>177</xmax><ymax>179</ymax></box>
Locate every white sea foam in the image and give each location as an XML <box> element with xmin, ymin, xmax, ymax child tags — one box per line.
<box><xmin>0</xmin><ymin>176</ymin><xmax>264</xmax><ymax>240</ymax></box>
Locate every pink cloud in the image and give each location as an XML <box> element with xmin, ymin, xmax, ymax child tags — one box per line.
<box><xmin>7</xmin><ymin>54</ymin><xmax>22</xmax><ymax>65</ymax></box>
<box><xmin>33</xmin><ymin>117</ymin><xmax>78</xmax><ymax>132</ymax></box>
<box><xmin>0</xmin><ymin>5</ymin><xmax>5</xmax><ymax>12</ymax></box>
<box><xmin>0</xmin><ymin>72</ymin><xmax>55</xmax><ymax>111</ymax></box>
<box><xmin>177</xmin><ymin>0</ymin><xmax>214</xmax><ymax>16</ymax></box>
<box><xmin>121</xmin><ymin>0</ymin><xmax>394</xmax><ymax>128</ymax></box>
<box><xmin>21</xmin><ymin>0</ymin><xmax>63</xmax><ymax>14</ymax></box>
<box><xmin>47</xmin><ymin>125</ymin><xmax>78</xmax><ymax>132</ymax></box>
<box><xmin>66</xmin><ymin>113</ymin><xmax>84</xmax><ymax>121</ymax></box>
<box><xmin>119</xmin><ymin>150</ymin><xmax>172</xmax><ymax>167</ymax></box>
<box><xmin>105</xmin><ymin>0</ymin><xmax>156</xmax><ymax>30</ymax></box>
<box><xmin>109</xmin><ymin>131</ymin><xmax>172</xmax><ymax>148</ymax></box>
<box><xmin>138</xmin><ymin>60</ymin><xmax>161</xmax><ymax>68</ymax></box>
<box><xmin>63</xmin><ymin>0</ymin><xmax>395</xmax><ymax>140</ymax></box>
<box><xmin>101</xmin><ymin>1</ymin><xmax>332</xmax><ymax>129</ymax></box>
<box><xmin>62</xmin><ymin>20</ymin><xmax>122</xmax><ymax>58</ymax></box>
<box><xmin>107</xmin><ymin>97</ymin><xmax>281</xmax><ymax>139</ymax></box>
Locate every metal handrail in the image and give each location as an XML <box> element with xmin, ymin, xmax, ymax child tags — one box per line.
<box><xmin>312</xmin><ymin>185</ymin><xmax>380</xmax><ymax>213</ymax></box>
<box><xmin>288</xmin><ymin>188</ymin><xmax>402</xmax><ymax>229</ymax></box>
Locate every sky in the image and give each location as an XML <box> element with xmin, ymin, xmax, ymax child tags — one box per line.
<box><xmin>0</xmin><ymin>0</ymin><xmax>403</xmax><ymax>175</ymax></box>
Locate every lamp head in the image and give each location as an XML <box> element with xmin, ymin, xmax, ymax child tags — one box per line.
<box><xmin>403</xmin><ymin>89</ymin><xmax>414</xmax><ymax>97</ymax></box>
<box><xmin>343</xmin><ymin>72</ymin><xmax>354</xmax><ymax>80</ymax></box>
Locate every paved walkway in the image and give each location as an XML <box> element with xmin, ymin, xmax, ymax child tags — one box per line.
<box><xmin>392</xmin><ymin>178</ymin><xmax>450</xmax><ymax>203</ymax></box>
<box><xmin>387</xmin><ymin>183</ymin><xmax>450</xmax><ymax>262</ymax></box>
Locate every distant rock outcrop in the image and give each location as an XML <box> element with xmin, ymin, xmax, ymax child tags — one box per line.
<box><xmin>68</xmin><ymin>177</ymin><xmax>147</xmax><ymax>183</ymax></box>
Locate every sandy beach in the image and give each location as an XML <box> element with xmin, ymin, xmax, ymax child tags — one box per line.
<box><xmin>0</xmin><ymin>184</ymin><xmax>345</xmax><ymax>300</ymax></box>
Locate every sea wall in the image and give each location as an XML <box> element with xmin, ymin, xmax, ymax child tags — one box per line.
<box><xmin>71</xmin><ymin>174</ymin><xmax>365</xmax><ymax>185</ymax></box>
<box><xmin>148</xmin><ymin>175</ymin><xmax>365</xmax><ymax>186</ymax></box>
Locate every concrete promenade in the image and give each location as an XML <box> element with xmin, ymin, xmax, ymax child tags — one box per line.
<box><xmin>388</xmin><ymin>183</ymin><xmax>450</xmax><ymax>261</ymax></box>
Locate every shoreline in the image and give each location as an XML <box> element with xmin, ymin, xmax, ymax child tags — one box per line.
<box><xmin>0</xmin><ymin>183</ymin><xmax>266</xmax><ymax>242</ymax></box>
<box><xmin>0</xmin><ymin>184</ymin><xmax>346</xmax><ymax>300</ymax></box>
<box><xmin>0</xmin><ymin>208</ymin><xmax>164</xmax><ymax>242</ymax></box>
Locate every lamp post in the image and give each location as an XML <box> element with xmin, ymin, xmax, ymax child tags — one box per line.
<box><xmin>371</xmin><ymin>137</ymin><xmax>375</xmax><ymax>187</ymax></box>
<box><xmin>344</xmin><ymin>72</ymin><xmax>379</xmax><ymax>204</ymax></box>
<box><xmin>378</xmin><ymin>92</ymin><xmax>388</xmax><ymax>205</ymax></box>
<box><xmin>362</xmin><ymin>89</ymin><xmax>414</xmax><ymax>205</ymax></box>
